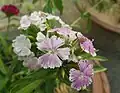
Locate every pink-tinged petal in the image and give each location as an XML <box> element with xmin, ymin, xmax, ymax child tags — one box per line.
<box><xmin>49</xmin><ymin>28</ymin><xmax>82</xmax><ymax>41</ymax></box>
<box><xmin>78</xmin><ymin>61</ymin><xmax>93</xmax><ymax>76</ymax></box>
<box><xmin>52</xmin><ymin>28</ymin><xmax>78</xmax><ymax>40</ymax></box>
<box><xmin>69</xmin><ymin>68</ymin><xmax>81</xmax><ymax>82</ymax></box>
<box><xmin>38</xmin><ymin>53</ymin><xmax>62</xmax><ymax>69</ymax></box>
<box><xmin>78</xmin><ymin>60</ymin><xmax>89</xmax><ymax>71</ymax></box>
<box><xmin>37</xmin><ymin>36</ymin><xmax>64</xmax><ymax>51</ymax></box>
<box><xmin>52</xmin><ymin>27</ymin><xmax>71</xmax><ymax>36</ymax></box>
<box><xmin>79</xmin><ymin>36</ymin><xmax>96</xmax><ymax>56</ymax></box>
<box><xmin>50</xmin><ymin>36</ymin><xmax>64</xmax><ymax>49</ymax></box>
<box><xmin>83</xmin><ymin>64</ymin><xmax>93</xmax><ymax>76</ymax></box>
<box><xmin>36</xmin><ymin>38</ymin><xmax>52</xmax><ymax>50</ymax></box>
<box><xmin>57</xmin><ymin>48</ymin><xmax>70</xmax><ymax>60</ymax></box>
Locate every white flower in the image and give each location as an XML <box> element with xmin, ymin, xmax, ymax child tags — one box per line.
<box><xmin>19</xmin><ymin>15</ymin><xmax>31</xmax><ymax>30</ymax></box>
<box><xmin>29</xmin><ymin>11</ymin><xmax>40</xmax><ymax>24</ymax></box>
<box><xmin>29</xmin><ymin>11</ymin><xmax>47</xmax><ymax>31</ymax></box>
<box><xmin>12</xmin><ymin>34</ymin><xmax>32</xmax><ymax>56</ymax></box>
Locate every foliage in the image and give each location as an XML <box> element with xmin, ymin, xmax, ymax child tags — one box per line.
<box><xmin>43</xmin><ymin>0</ymin><xmax>63</xmax><ymax>14</ymax></box>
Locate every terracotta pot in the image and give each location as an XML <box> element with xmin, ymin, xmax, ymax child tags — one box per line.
<box><xmin>93</xmin><ymin>61</ymin><xmax>110</xmax><ymax>93</ymax></box>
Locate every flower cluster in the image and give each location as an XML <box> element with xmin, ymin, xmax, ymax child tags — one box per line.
<box><xmin>18</xmin><ymin>11</ymin><xmax>70</xmax><ymax>30</ymax></box>
<box><xmin>12</xmin><ymin>11</ymin><xmax>96</xmax><ymax>91</ymax></box>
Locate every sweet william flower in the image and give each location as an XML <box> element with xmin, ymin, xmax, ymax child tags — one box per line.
<box><xmin>69</xmin><ymin>60</ymin><xmax>93</xmax><ymax>91</ymax></box>
<box><xmin>29</xmin><ymin>11</ymin><xmax>40</xmax><ymax>23</ymax></box>
<box><xmin>36</xmin><ymin>36</ymin><xmax>70</xmax><ymax>69</ymax></box>
<box><xmin>19</xmin><ymin>11</ymin><xmax>47</xmax><ymax>31</ymax></box>
<box><xmin>78</xmin><ymin>36</ymin><xmax>96</xmax><ymax>56</ymax></box>
<box><xmin>19</xmin><ymin>15</ymin><xmax>31</xmax><ymax>30</ymax></box>
<box><xmin>29</xmin><ymin>11</ymin><xmax>47</xmax><ymax>29</ymax></box>
<box><xmin>1</xmin><ymin>4</ymin><xmax>19</xmax><ymax>17</ymax></box>
<box><xmin>12</xmin><ymin>34</ymin><xmax>32</xmax><ymax>56</ymax></box>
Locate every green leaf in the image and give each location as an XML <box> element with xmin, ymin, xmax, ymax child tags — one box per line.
<box><xmin>0</xmin><ymin>73</ymin><xmax>8</xmax><ymax>91</ymax></box>
<box><xmin>61</xmin><ymin>68</ymin><xmax>65</xmax><ymax>79</ymax></box>
<box><xmin>53</xmin><ymin>0</ymin><xmax>63</xmax><ymax>14</ymax></box>
<box><xmin>80</xmin><ymin>53</ymin><xmax>108</xmax><ymax>62</ymax></box>
<box><xmin>32</xmin><ymin>0</ymin><xmax>39</xmax><ymax>4</ymax></box>
<box><xmin>45</xmin><ymin>79</ymin><xmax>56</xmax><ymax>93</ymax></box>
<box><xmin>10</xmin><ymin>78</ymin><xmax>31</xmax><ymax>90</ymax></box>
<box><xmin>86</xmin><ymin>15</ymin><xmax>92</xmax><ymax>33</ymax></box>
<box><xmin>89</xmin><ymin>56</ymin><xmax>108</xmax><ymax>61</ymax></box>
<box><xmin>26</xmin><ymin>69</ymin><xmax>49</xmax><ymax>80</ymax></box>
<box><xmin>94</xmin><ymin>65</ymin><xmax>107</xmax><ymax>73</ymax></box>
<box><xmin>0</xmin><ymin>35</ymin><xmax>9</xmax><ymax>57</ymax></box>
<box><xmin>10</xmin><ymin>69</ymin><xmax>55</xmax><ymax>93</ymax></box>
<box><xmin>15</xmin><ymin>79</ymin><xmax>42</xmax><ymax>93</ymax></box>
<box><xmin>43</xmin><ymin>0</ymin><xmax>53</xmax><ymax>13</ymax></box>
<box><xmin>26</xmin><ymin>25</ymin><xmax>39</xmax><ymax>37</ymax></box>
<box><xmin>0</xmin><ymin>58</ymin><xmax>7</xmax><ymax>74</ymax></box>
<box><xmin>80</xmin><ymin>53</ymin><xmax>92</xmax><ymax>59</ymax></box>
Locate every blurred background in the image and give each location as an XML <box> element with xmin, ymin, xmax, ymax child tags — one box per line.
<box><xmin>0</xmin><ymin>0</ymin><xmax>120</xmax><ymax>93</ymax></box>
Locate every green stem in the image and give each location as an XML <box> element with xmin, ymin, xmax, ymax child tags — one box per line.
<box><xmin>71</xmin><ymin>0</ymin><xmax>104</xmax><ymax>27</ymax></box>
<box><xmin>7</xmin><ymin>17</ymin><xmax>10</xmax><ymax>32</ymax></box>
<box><xmin>6</xmin><ymin>17</ymin><xmax>11</xmax><ymax>39</ymax></box>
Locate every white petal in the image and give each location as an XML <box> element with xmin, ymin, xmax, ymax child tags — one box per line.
<box><xmin>46</xmin><ymin>15</ymin><xmax>58</xmax><ymax>20</ymax></box>
<box><xmin>36</xmin><ymin>36</ymin><xmax>64</xmax><ymax>51</ymax></box>
<box><xmin>19</xmin><ymin>15</ymin><xmax>31</xmax><ymax>30</ymax></box>
<box><xmin>57</xmin><ymin>48</ymin><xmax>70</xmax><ymax>60</ymax></box>
<box><xmin>36</xmin><ymin>32</ymin><xmax>45</xmax><ymax>42</ymax></box>
<box><xmin>12</xmin><ymin>34</ymin><xmax>31</xmax><ymax>48</ymax></box>
<box><xmin>38</xmin><ymin>53</ymin><xmax>62</xmax><ymax>69</ymax></box>
<box><xmin>69</xmin><ymin>31</ymin><xmax>77</xmax><ymax>41</ymax></box>
<box><xmin>39</xmin><ymin>23</ymin><xmax>47</xmax><ymax>31</ymax></box>
<box><xmin>29</xmin><ymin>11</ymin><xmax>40</xmax><ymax>22</ymax></box>
<box><xmin>14</xmin><ymin>47</ymin><xmax>31</xmax><ymax>56</ymax></box>
<box><xmin>50</xmin><ymin>36</ymin><xmax>64</xmax><ymax>49</ymax></box>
